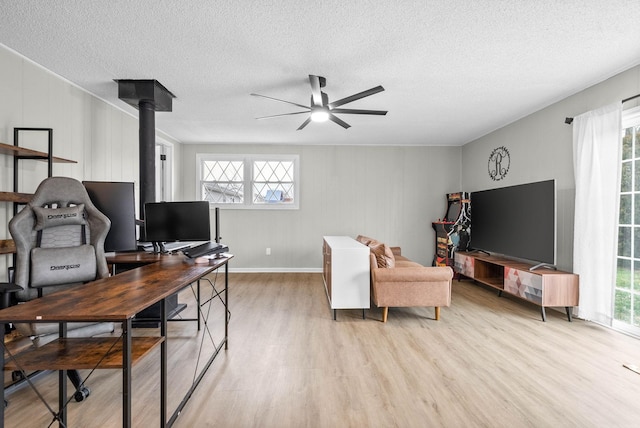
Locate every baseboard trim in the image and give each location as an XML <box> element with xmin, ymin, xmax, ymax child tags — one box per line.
<box><xmin>228</xmin><ymin>267</ymin><xmax>323</xmax><ymax>273</ymax></box>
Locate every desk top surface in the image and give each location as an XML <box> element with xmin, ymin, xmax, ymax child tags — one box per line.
<box><xmin>0</xmin><ymin>253</ymin><xmax>233</xmax><ymax>323</ymax></box>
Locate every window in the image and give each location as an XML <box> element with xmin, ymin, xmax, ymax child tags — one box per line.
<box><xmin>197</xmin><ymin>154</ymin><xmax>299</xmax><ymax>209</ymax></box>
<box><xmin>614</xmin><ymin>106</ymin><xmax>640</xmax><ymax>336</ymax></box>
<box><xmin>200</xmin><ymin>156</ymin><xmax>245</xmax><ymax>204</ymax></box>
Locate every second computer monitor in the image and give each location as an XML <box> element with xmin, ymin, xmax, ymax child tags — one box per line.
<box><xmin>144</xmin><ymin>201</ymin><xmax>211</xmax><ymax>242</ymax></box>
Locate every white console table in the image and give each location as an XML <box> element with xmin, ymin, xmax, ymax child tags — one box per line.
<box><xmin>322</xmin><ymin>236</ymin><xmax>370</xmax><ymax>320</ymax></box>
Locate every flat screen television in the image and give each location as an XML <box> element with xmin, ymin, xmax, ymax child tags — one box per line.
<box><xmin>144</xmin><ymin>201</ymin><xmax>211</xmax><ymax>242</ymax></box>
<box><xmin>83</xmin><ymin>181</ymin><xmax>137</xmax><ymax>252</ymax></box>
<box><xmin>470</xmin><ymin>180</ymin><xmax>555</xmax><ymax>266</ymax></box>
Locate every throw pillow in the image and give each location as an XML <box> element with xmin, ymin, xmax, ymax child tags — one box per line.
<box><xmin>356</xmin><ymin>235</ymin><xmax>376</xmax><ymax>246</ymax></box>
<box><xmin>370</xmin><ymin>242</ymin><xmax>395</xmax><ymax>268</ymax></box>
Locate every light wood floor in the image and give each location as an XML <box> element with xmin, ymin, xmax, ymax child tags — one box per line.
<box><xmin>4</xmin><ymin>272</ymin><xmax>640</xmax><ymax>427</ymax></box>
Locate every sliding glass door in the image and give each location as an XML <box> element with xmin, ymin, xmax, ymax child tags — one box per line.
<box><xmin>614</xmin><ymin>106</ymin><xmax>640</xmax><ymax>336</ymax></box>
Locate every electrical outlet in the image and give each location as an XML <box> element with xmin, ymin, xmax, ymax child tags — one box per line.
<box><xmin>266</xmin><ymin>247</ymin><xmax>271</xmax><ymax>256</ymax></box>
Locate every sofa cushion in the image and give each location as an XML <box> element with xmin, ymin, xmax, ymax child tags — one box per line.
<box><xmin>395</xmin><ymin>260</ymin><xmax>423</xmax><ymax>268</ymax></box>
<box><xmin>370</xmin><ymin>242</ymin><xmax>395</xmax><ymax>268</ymax></box>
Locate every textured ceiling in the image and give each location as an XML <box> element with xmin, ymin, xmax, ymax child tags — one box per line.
<box><xmin>1</xmin><ymin>0</ymin><xmax>640</xmax><ymax>146</ymax></box>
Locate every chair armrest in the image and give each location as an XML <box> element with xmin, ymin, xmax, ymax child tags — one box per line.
<box><xmin>390</xmin><ymin>246</ymin><xmax>402</xmax><ymax>256</ymax></box>
<box><xmin>0</xmin><ymin>282</ymin><xmax>23</xmax><ymax>309</ymax></box>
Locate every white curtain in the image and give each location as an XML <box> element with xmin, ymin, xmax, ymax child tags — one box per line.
<box><xmin>573</xmin><ymin>102</ymin><xmax>622</xmax><ymax>324</ymax></box>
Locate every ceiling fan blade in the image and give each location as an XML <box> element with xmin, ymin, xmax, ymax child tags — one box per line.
<box><xmin>328</xmin><ymin>114</ymin><xmax>351</xmax><ymax>129</ymax></box>
<box><xmin>251</xmin><ymin>93</ymin><xmax>310</xmax><ymax>110</ymax></box>
<box><xmin>297</xmin><ymin>117</ymin><xmax>312</xmax><ymax>130</ymax></box>
<box><xmin>330</xmin><ymin>108</ymin><xmax>387</xmax><ymax>116</ymax></box>
<box><xmin>256</xmin><ymin>111</ymin><xmax>309</xmax><ymax>120</ymax></box>
<box><xmin>328</xmin><ymin>85</ymin><xmax>385</xmax><ymax>108</ymax></box>
<box><xmin>309</xmin><ymin>75</ymin><xmax>323</xmax><ymax>107</ymax></box>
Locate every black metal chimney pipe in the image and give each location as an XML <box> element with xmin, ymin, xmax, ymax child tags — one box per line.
<box><xmin>115</xmin><ymin>80</ymin><xmax>175</xmax><ymax>233</ymax></box>
<box><xmin>138</xmin><ymin>99</ymin><xmax>156</xmax><ymax>221</ymax></box>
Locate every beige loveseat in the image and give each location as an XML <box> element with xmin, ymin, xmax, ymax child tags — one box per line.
<box><xmin>356</xmin><ymin>235</ymin><xmax>453</xmax><ymax>322</ymax></box>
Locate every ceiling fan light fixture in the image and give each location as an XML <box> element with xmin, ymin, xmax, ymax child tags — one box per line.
<box><xmin>252</xmin><ymin>75</ymin><xmax>386</xmax><ymax>130</ymax></box>
<box><xmin>310</xmin><ymin>107</ymin><xmax>330</xmax><ymax>123</ymax></box>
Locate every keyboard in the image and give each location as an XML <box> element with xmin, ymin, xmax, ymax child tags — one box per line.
<box><xmin>162</xmin><ymin>242</ymin><xmax>193</xmax><ymax>252</ymax></box>
<box><xmin>183</xmin><ymin>241</ymin><xmax>228</xmax><ymax>258</ymax></box>
<box><xmin>138</xmin><ymin>241</ymin><xmax>196</xmax><ymax>253</ymax></box>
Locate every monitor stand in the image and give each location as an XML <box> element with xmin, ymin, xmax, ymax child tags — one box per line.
<box><xmin>151</xmin><ymin>241</ymin><xmax>193</xmax><ymax>254</ymax></box>
<box><xmin>152</xmin><ymin>241</ymin><xmax>166</xmax><ymax>254</ymax></box>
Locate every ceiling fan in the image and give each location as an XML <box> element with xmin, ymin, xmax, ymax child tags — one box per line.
<box><xmin>251</xmin><ymin>75</ymin><xmax>387</xmax><ymax>130</ymax></box>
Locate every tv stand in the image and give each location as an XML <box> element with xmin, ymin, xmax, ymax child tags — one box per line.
<box><xmin>454</xmin><ymin>252</ymin><xmax>579</xmax><ymax>322</ymax></box>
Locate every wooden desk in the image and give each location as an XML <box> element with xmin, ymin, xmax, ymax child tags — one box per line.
<box><xmin>107</xmin><ymin>252</ymin><xmax>190</xmax><ymax>327</ymax></box>
<box><xmin>0</xmin><ymin>253</ymin><xmax>233</xmax><ymax>427</ymax></box>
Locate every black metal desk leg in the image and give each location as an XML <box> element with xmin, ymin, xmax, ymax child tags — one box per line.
<box><xmin>224</xmin><ymin>264</ymin><xmax>229</xmax><ymax>350</ymax></box>
<box><xmin>161</xmin><ymin>298</ymin><xmax>167</xmax><ymax>427</ymax></box>
<box><xmin>123</xmin><ymin>318</ymin><xmax>132</xmax><ymax>427</ymax></box>
<box><xmin>565</xmin><ymin>307</ymin><xmax>573</xmax><ymax>322</ymax></box>
<box><xmin>541</xmin><ymin>307</ymin><xmax>547</xmax><ymax>322</ymax></box>
<box><xmin>58</xmin><ymin>322</ymin><xmax>67</xmax><ymax>427</ymax></box>
<box><xmin>58</xmin><ymin>370</ymin><xmax>67</xmax><ymax>427</ymax></box>
<box><xmin>2</xmin><ymin>327</ymin><xmax>5</xmax><ymax>422</ymax></box>
<box><xmin>197</xmin><ymin>280</ymin><xmax>201</xmax><ymax>332</ymax></box>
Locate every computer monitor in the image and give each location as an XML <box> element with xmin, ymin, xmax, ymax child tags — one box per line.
<box><xmin>83</xmin><ymin>181</ymin><xmax>137</xmax><ymax>252</ymax></box>
<box><xmin>144</xmin><ymin>201</ymin><xmax>211</xmax><ymax>243</ymax></box>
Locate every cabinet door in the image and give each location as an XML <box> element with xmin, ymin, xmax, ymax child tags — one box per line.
<box><xmin>455</xmin><ymin>253</ymin><xmax>475</xmax><ymax>278</ymax></box>
<box><xmin>323</xmin><ymin>242</ymin><xmax>332</xmax><ymax>298</ymax></box>
<box><xmin>504</xmin><ymin>267</ymin><xmax>542</xmax><ymax>304</ymax></box>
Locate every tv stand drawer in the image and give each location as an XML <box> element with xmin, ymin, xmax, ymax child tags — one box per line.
<box><xmin>504</xmin><ymin>267</ymin><xmax>543</xmax><ymax>304</ymax></box>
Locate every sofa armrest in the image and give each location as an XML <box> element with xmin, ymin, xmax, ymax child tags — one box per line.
<box><xmin>390</xmin><ymin>246</ymin><xmax>402</xmax><ymax>256</ymax></box>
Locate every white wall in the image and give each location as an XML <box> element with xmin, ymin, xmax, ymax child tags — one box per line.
<box><xmin>462</xmin><ymin>65</ymin><xmax>640</xmax><ymax>271</ymax></box>
<box><xmin>0</xmin><ymin>43</ymin><xmax>462</xmax><ymax>275</ymax></box>
<box><xmin>0</xmin><ymin>44</ymin><xmax>180</xmax><ymax>280</ymax></box>
<box><xmin>6</xmin><ymin>40</ymin><xmax>640</xmax><ymax>274</ymax></box>
<box><xmin>180</xmin><ymin>144</ymin><xmax>462</xmax><ymax>270</ymax></box>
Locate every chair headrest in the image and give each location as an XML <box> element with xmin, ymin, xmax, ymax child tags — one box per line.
<box><xmin>33</xmin><ymin>204</ymin><xmax>86</xmax><ymax>231</ymax></box>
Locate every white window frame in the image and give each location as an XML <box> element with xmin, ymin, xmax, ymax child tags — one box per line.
<box><xmin>155</xmin><ymin>140</ymin><xmax>173</xmax><ymax>202</ymax></box>
<box><xmin>196</xmin><ymin>153</ymin><xmax>300</xmax><ymax>210</ymax></box>
<box><xmin>613</xmin><ymin>105</ymin><xmax>640</xmax><ymax>337</ymax></box>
